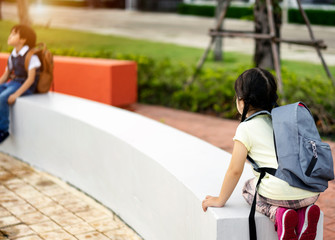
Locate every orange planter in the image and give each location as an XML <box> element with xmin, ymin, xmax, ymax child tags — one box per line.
<box><xmin>0</xmin><ymin>53</ymin><xmax>137</xmax><ymax>106</ymax></box>
<box><xmin>0</xmin><ymin>53</ymin><xmax>7</xmax><ymax>73</ymax></box>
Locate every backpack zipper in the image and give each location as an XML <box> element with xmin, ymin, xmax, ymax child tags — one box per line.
<box><xmin>305</xmin><ymin>141</ymin><xmax>319</xmax><ymax>177</ymax></box>
<box><xmin>310</xmin><ymin>141</ymin><xmax>318</xmax><ymax>159</ymax></box>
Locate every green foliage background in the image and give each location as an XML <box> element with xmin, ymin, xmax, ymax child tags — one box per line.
<box><xmin>178</xmin><ymin>3</ymin><xmax>335</xmax><ymax>26</ymax></box>
<box><xmin>47</xmin><ymin>49</ymin><xmax>335</xmax><ymax>135</ymax></box>
<box><xmin>1</xmin><ymin>21</ymin><xmax>334</xmax><ymax>136</ymax></box>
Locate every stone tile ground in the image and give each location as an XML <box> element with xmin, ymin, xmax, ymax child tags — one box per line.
<box><xmin>0</xmin><ymin>153</ymin><xmax>142</xmax><ymax>240</ymax></box>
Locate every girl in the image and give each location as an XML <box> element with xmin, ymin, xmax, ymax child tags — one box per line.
<box><xmin>202</xmin><ymin>68</ymin><xmax>320</xmax><ymax>240</ymax></box>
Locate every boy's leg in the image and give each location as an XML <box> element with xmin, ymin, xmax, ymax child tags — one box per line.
<box><xmin>0</xmin><ymin>81</ymin><xmax>22</xmax><ymax>133</ymax></box>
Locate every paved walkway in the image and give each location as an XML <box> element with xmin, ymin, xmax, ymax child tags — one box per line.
<box><xmin>0</xmin><ymin>152</ymin><xmax>142</xmax><ymax>240</ymax></box>
<box><xmin>2</xmin><ymin>2</ymin><xmax>335</xmax><ymax>65</ymax></box>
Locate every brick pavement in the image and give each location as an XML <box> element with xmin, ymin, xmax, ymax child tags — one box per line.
<box><xmin>0</xmin><ymin>153</ymin><xmax>142</xmax><ymax>240</ymax></box>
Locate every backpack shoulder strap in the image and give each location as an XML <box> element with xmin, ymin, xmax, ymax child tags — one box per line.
<box><xmin>247</xmin><ymin>155</ymin><xmax>276</xmax><ymax>240</ymax></box>
<box><xmin>24</xmin><ymin>49</ymin><xmax>35</xmax><ymax>72</ymax></box>
<box><xmin>244</xmin><ymin>110</ymin><xmax>271</xmax><ymax>122</ymax></box>
<box><xmin>248</xmin><ymin>167</ymin><xmax>276</xmax><ymax>240</ymax></box>
<box><xmin>247</xmin><ymin>155</ymin><xmax>276</xmax><ymax>175</ymax></box>
<box><xmin>249</xmin><ymin>169</ymin><xmax>265</xmax><ymax>240</ymax></box>
<box><xmin>24</xmin><ymin>43</ymin><xmax>47</xmax><ymax>71</ymax></box>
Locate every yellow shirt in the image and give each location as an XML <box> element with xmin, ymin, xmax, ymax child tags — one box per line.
<box><xmin>233</xmin><ymin>115</ymin><xmax>319</xmax><ymax>200</ymax></box>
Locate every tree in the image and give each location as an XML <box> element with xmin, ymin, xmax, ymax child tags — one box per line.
<box><xmin>86</xmin><ymin>0</ymin><xmax>101</xmax><ymax>8</ymax></box>
<box><xmin>0</xmin><ymin>0</ymin><xmax>2</xmax><ymax>20</ymax></box>
<box><xmin>254</xmin><ymin>0</ymin><xmax>282</xmax><ymax>69</ymax></box>
<box><xmin>17</xmin><ymin>0</ymin><xmax>31</xmax><ymax>25</ymax></box>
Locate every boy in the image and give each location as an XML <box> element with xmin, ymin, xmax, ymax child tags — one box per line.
<box><xmin>0</xmin><ymin>25</ymin><xmax>41</xmax><ymax>143</ymax></box>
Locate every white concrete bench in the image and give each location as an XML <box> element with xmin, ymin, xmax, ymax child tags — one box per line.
<box><xmin>0</xmin><ymin>93</ymin><xmax>323</xmax><ymax>240</ymax></box>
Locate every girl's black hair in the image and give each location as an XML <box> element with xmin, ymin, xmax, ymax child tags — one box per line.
<box><xmin>11</xmin><ymin>25</ymin><xmax>36</xmax><ymax>49</ymax></box>
<box><xmin>234</xmin><ymin>68</ymin><xmax>278</xmax><ymax>122</ymax></box>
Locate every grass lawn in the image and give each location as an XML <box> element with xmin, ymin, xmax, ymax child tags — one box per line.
<box><xmin>1</xmin><ymin>20</ymin><xmax>335</xmax><ymax>80</ymax></box>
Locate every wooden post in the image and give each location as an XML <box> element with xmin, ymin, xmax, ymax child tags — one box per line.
<box><xmin>185</xmin><ymin>0</ymin><xmax>232</xmax><ymax>87</ymax></box>
<box><xmin>17</xmin><ymin>0</ymin><xmax>31</xmax><ymax>25</ymax></box>
<box><xmin>214</xmin><ymin>0</ymin><xmax>224</xmax><ymax>61</ymax></box>
<box><xmin>265</xmin><ymin>0</ymin><xmax>283</xmax><ymax>94</ymax></box>
<box><xmin>190</xmin><ymin>0</ymin><xmax>334</xmax><ymax>91</ymax></box>
<box><xmin>296</xmin><ymin>0</ymin><xmax>335</xmax><ymax>86</ymax></box>
<box><xmin>0</xmin><ymin>0</ymin><xmax>2</xmax><ymax>20</ymax></box>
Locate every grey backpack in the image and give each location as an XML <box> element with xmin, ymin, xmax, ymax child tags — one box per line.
<box><xmin>271</xmin><ymin>102</ymin><xmax>334</xmax><ymax>191</ymax></box>
<box><xmin>247</xmin><ymin>102</ymin><xmax>334</xmax><ymax>240</ymax></box>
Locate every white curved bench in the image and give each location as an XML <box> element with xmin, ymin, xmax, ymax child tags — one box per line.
<box><xmin>0</xmin><ymin>93</ymin><xmax>322</xmax><ymax>240</ymax></box>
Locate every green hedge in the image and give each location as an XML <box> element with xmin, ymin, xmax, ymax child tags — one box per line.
<box><xmin>288</xmin><ymin>8</ymin><xmax>335</xmax><ymax>26</ymax></box>
<box><xmin>177</xmin><ymin>4</ymin><xmax>215</xmax><ymax>17</ymax></box>
<box><xmin>178</xmin><ymin>3</ymin><xmax>335</xmax><ymax>27</ymax></box>
<box><xmin>177</xmin><ymin>3</ymin><xmax>253</xmax><ymax>20</ymax></box>
<box><xmin>137</xmin><ymin>57</ymin><xmax>335</xmax><ymax>135</ymax></box>
<box><xmin>40</xmin><ymin>48</ymin><xmax>335</xmax><ymax>135</ymax></box>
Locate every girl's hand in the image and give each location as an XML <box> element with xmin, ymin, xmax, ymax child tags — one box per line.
<box><xmin>202</xmin><ymin>195</ymin><xmax>223</xmax><ymax>212</ymax></box>
<box><xmin>202</xmin><ymin>141</ymin><xmax>247</xmax><ymax>213</ymax></box>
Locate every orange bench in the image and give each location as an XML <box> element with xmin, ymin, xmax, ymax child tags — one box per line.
<box><xmin>0</xmin><ymin>53</ymin><xmax>137</xmax><ymax>106</ymax></box>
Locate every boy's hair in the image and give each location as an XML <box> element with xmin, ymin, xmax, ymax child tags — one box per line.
<box><xmin>11</xmin><ymin>24</ymin><xmax>37</xmax><ymax>49</ymax></box>
<box><xmin>234</xmin><ymin>68</ymin><xmax>278</xmax><ymax>122</ymax></box>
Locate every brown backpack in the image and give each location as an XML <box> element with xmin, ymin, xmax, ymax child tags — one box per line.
<box><xmin>24</xmin><ymin>43</ymin><xmax>54</xmax><ymax>93</ymax></box>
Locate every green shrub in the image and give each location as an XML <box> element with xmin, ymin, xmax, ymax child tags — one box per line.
<box><xmin>177</xmin><ymin>3</ymin><xmax>253</xmax><ymax>20</ymax></box>
<box><xmin>288</xmin><ymin>9</ymin><xmax>335</xmax><ymax>26</ymax></box>
<box><xmin>177</xmin><ymin>3</ymin><xmax>215</xmax><ymax>17</ymax></box>
<box><xmin>177</xmin><ymin>3</ymin><xmax>335</xmax><ymax>27</ymax></box>
<box><xmin>28</xmin><ymin>48</ymin><xmax>335</xmax><ymax>134</ymax></box>
<box><xmin>281</xmin><ymin>68</ymin><xmax>335</xmax><ymax>134</ymax></box>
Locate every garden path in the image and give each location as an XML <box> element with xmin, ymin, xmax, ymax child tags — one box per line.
<box><xmin>2</xmin><ymin>2</ymin><xmax>335</xmax><ymax>65</ymax></box>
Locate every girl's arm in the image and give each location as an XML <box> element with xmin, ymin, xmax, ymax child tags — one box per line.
<box><xmin>7</xmin><ymin>68</ymin><xmax>36</xmax><ymax>105</ymax></box>
<box><xmin>202</xmin><ymin>140</ymin><xmax>248</xmax><ymax>212</ymax></box>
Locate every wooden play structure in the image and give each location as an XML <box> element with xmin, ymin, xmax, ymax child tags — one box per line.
<box><xmin>188</xmin><ymin>0</ymin><xmax>335</xmax><ymax>93</ymax></box>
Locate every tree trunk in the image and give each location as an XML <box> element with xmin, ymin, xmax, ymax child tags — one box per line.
<box><xmin>17</xmin><ymin>0</ymin><xmax>31</xmax><ymax>25</ymax></box>
<box><xmin>0</xmin><ymin>0</ymin><xmax>2</xmax><ymax>20</ymax></box>
<box><xmin>87</xmin><ymin>0</ymin><xmax>101</xmax><ymax>8</ymax></box>
<box><xmin>254</xmin><ymin>0</ymin><xmax>281</xmax><ymax>70</ymax></box>
<box><xmin>214</xmin><ymin>0</ymin><xmax>224</xmax><ymax>61</ymax></box>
